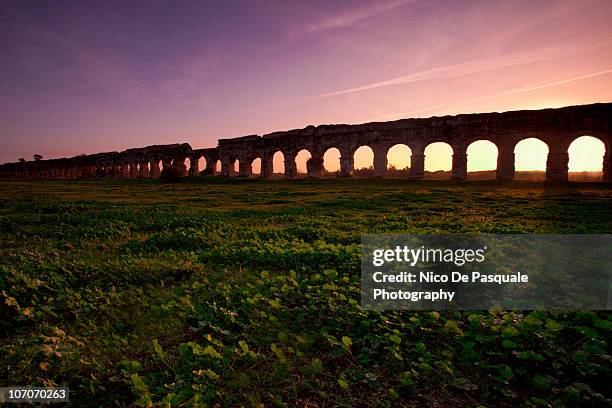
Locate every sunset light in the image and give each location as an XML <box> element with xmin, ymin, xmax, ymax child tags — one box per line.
<box><xmin>2</xmin><ymin>1</ymin><xmax>612</xmax><ymax>169</ymax></box>
<box><xmin>3</xmin><ymin>2</ymin><xmax>612</xmax><ymax>407</ymax></box>
<box><xmin>568</xmin><ymin>136</ymin><xmax>606</xmax><ymax>172</ymax></box>
<box><xmin>515</xmin><ymin>138</ymin><xmax>549</xmax><ymax>171</ymax></box>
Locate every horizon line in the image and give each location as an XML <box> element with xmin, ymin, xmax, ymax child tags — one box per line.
<box><xmin>5</xmin><ymin>100</ymin><xmax>611</xmax><ymax>165</ymax></box>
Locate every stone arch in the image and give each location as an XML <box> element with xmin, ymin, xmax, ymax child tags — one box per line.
<box><xmin>231</xmin><ymin>158</ymin><xmax>239</xmax><ymax>176</ymax></box>
<box><xmin>568</xmin><ymin>135</ymin><xmax>605</xmax><ymax>181</ymax></box>
<box><xmin>198</xmin><ymin>156</ymin><xmax>207</xmax><ymax>174</ymax></box>
<box><xmin>174</xmin><ymin>157</ymin><xmax>188</xmax><ymax>177</ymax></box>
<box><xmin>322</xmin><ymin>147</ymin><xmax>341</xmax><ymax>175</ymax></box>
<box><xmin>251</xmin><ymin>157</ymin><xmax>261</xmax><ymax>176</ymax></box>
<box><xmin>387</xmin><ymin>144</ymin><xmax>412</xmax><ymax>176</ymax></box>
<box><xmin>353</xmin><ymin>145</ymin><xmax>374</xmax><ymax>176</ymax></box>
<box><xmin>126</xmin><ymin>160</ymin><xmax>138</xmax><ymax>178</ymax></box>
<box><xmin>137</xmin><ymin>161</ymin><xmax>145</xmax><ymax>178</ymax></box>
<box><xmin>272</xmin><ymin>151</ymin><xmax>285</xmax><ymax>175</ymax></box>
<box><xmin>184</xmin><ymin>157</ymin><xmax>191</xmax><ymax>174</ymax></box>
<box><xmin>270</xmin><ymin>150</ymin><xmax>285</xmax><ymax>177</ymax></box>
<box><xmin>514</xmin><ymin>137</ymin><xmax>548</xmax><ymax>180</ymax></box>
<box><xmin>467</xmin><ymin>140</ymin><xmax>498</xmax><ymax>180</ymax></box>
<box><xmin>144</xmin><ymin>160</ymin><xmax>152</xmax><ymax>178</ymax></box>
<box><xmin>215</xmin><ymin>160</ymin><xmax>222</xmax><ymax>173</ymax></box>
<box><xmin>146</xmin><ymin>160</ymin><xmax>158</xmax><ymax>178</ymax></box>
<box><xmin>295</xmin><ymin>149</ymin><xmax>312</xmax><ymax>176</ymax></box>
<box><xmin>424</xmin><ymin>142</ymin><xmax>453</xmax><ymax>179</ymax></box>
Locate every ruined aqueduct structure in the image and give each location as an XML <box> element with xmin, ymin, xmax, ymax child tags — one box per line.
<box><xmin>1</xmin><ymin>102</ymin><xmax>611</xmax><ymax>182</ymax></box>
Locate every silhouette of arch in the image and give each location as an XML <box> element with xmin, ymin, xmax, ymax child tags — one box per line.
<box><xmin>387</xmin><ymin>144</ymin><xmax>411</xmax><ymax>175</ymax></box>
<box><xmin>424</xmin><ymin>142</ymin><xmax>452</xmax><ymax>178</ymax></box>
<box><xmin>514</xmin><ymin>138</ymin><xmax>548</xmax><ymax>180</ymax></box>
<box><xmin>467</xmin><ymin>140</ymin><xmax>498</xmax><ymax>180</ymax></box>
<box><xmin>295</xmin><ymin>149</ymin><xmax>312</xmax><ymax>175</ymax></box>
<box><xmin>323</xmin><ymin>147</ymin><xmax>340</xmax><ymax>175</ymax></box>
<box><xmin>273</xmin><ymin>151</ymin><xmax>285</xmax><ymax>175</ymax></box>
<box><xmin>251</xmin><ymin>157</ymin><xmax>261</xmax><ymax>176</ymax></box>
<box><xmin>231</xmin><ymin>158</ymin><xmax>239</xmax><ymax>176</ymax></box>
<box><xmin>568</xmin><ymin>135</ymin><xmax>605</xmax><ymax>181</ymax></box>
<box><xmin>198</xmin><ymin>157</ymin><xmax>207</xmax><ymax>173</ymax></box>
<box><xmin>353</xmin><ymin>145</ymin><xmax>374</xmax><ymax>170</ymax></box>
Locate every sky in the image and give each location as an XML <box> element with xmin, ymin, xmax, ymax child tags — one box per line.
<box><xmin>1</xmin><ymin>0</ymin><xmax>612</xmax><ymax>172</ymax></box>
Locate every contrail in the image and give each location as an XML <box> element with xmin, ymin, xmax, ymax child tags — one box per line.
<box><xmin>375</xmin><ymin>67</ymin><xmax>612</xmax><ymax>121</ymax></box>
<box><xmin>506</xmin><ymin>68</ymin><xmax>612</xmax><ymax>94</ymax></box>
<box><xmin>318</xmin><ymin>35</ymin><xmax>612</xmax><ymax>99</ymax></box>
<box><xmin>290</xmin><ymin>0</ymin><xmax>416</xmax><ymax>39</ymax></box>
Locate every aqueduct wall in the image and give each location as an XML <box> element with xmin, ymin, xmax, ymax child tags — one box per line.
<box><xmin>1</xmin><ymin>102</ymin><xmax>611</xmax><ymax>182</ymax></box>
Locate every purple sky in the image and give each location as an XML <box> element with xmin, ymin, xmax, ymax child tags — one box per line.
<box><xmin>1</xmin><ymin>0</ymin><xmax>612</xmax><ymax>164</ymax></box>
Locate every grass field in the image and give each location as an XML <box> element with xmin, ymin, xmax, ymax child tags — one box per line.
<box><xmin>1</xmin><ymin>178</ymin><xmax>611</xmax><ymax>407</ymax></box>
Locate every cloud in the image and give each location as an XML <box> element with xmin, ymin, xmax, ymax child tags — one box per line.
<box><xmin>1</xmin><ymin>19</ymin><xmax>226</xmax><ymax>108</ymax></box>
<box><xmin>289</xmin><ymin>0</ymin><xmax>415</xmax><ymax>39</ymax></box>
<box><xmin>318</xmin><ymin>34</ymin><xmax>612</xmax><ymax>98</ymax></box>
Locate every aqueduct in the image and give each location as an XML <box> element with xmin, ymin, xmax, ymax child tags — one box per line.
<box><xmin>1</xmin><ymin>103</ymin><xmax>611</xmax><ymax>182</ymax></box>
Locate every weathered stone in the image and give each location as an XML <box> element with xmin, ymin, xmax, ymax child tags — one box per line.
<box><xmin>150</xmin><ymin>161</ymin><xmax>161</xmax><ymax>178</ymax></box>
<box><xmin>603</xmin><ymin>151</ymin><xmax>612</xmax><ymax>182</ymax></box>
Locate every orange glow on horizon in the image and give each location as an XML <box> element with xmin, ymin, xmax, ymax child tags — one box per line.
<box><xmin>514</xmin><ymin>138</ymin><xmax>548</xmax><ymax>171</ymax></box>
<box><xmin>425</xmin><ymin>143</ymin><xmax>453</xmax><ymax>172</ymax></box>
<box><xmin>353</xmin><ymin>146</ymin><xmax>374</xmax><ymax>170</ymax></box>
<box><xmin>568</xmin><ymin>136</ymin><xmax>605</xmax><ymax>172</ymax></box>
<box><xmin>387</xmin><ymin>144</ymin><xmax>411</xmax><ymax>170</ymax></box>
<box><xmin>295</xmin><ymin>149</ymin><xmax>312</xmax><ymax>173</ymax></box>
<box><xmin>467</xmin><ymin>141</ymin><xmax>498</xmax><ymax>172</ymax></box>
<box><xmin>322</xmin><ymin>148</ymin><xmax>340</xmax><ymax>173</ymax></box>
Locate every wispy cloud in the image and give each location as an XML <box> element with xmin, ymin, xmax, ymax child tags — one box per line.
<box><xmin>374</xmin><ymin>67</ymin><xmax>612</xmax><ymax>121</ymax></box>
<box><xmin>318</xmin><ymin>34</ymin><xmax>612</xmax><ymax>98</ymax></box>
<box><xmin>289</xmin><ymin>0</ymin><xmax>415</xmax><ymax>39</ymax></box>
<box><xmin>1</xmin><ymin>20</ymin><xmax>226</xmax><ymax>107</ymax></box>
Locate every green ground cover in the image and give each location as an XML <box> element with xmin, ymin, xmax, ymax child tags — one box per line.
<box><xmin>1</xmin><ymin>178</ymin><xmax>611</xmax><ymax>407</ymax></box>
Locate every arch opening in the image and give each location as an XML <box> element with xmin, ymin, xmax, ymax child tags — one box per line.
<box><xmin>215</xmin><ymin>160</ymin><xmax>221</xmax><ymax>174</ymax></box>
<box><xmin>273</xmin><ymin>151</ymin><xmax>285</xmax><ymax>176</ymax></box>
<box><xmin>295</xmin><ymin>149</ymin><xmax>312</xmax><ymax>176</ymax></box>
<box><xmin>467</xmin><ymin>140</ymin><xmax>498</xmax><ymax>180</ymax></box>
<box><xmin>424</xmin><ymin>142</ymin><xmax>452</xmax><ymax>179</ymax></box>
<box><xmin>353</xmin><ymin>145</ymin><xmax>374</xmax><ymax>176</ymax></box>
<box><xmin>184</xmin><ymin>157</ymin><xmax>191</xmax><ymax>174</ymax></box>
<box><xmin>387</xmin><ymin>144</ymin><xmax>412</xmax><ymax>177</ymax></box>
<box><xmin>568</xmin><ymin>136</ymin><xmax>605</xmax><ymax>182</ymax></box>
<box><xmin>198</xmin><ymin>157</ymin><xmax>207</xmax><ymax>175</ymax></box>
<box><xmin>251</xmin><ymin>157</ymin><xmax>261</xmax><ymax>176</ymax></box>
<box><xmin>514</xmin><ymin>138</ymin><xmax>548</xmax><ymax>180</ymax></box>
<box><xmin>322</xmin><ymin>147</ymin><xmax>340</xmax><ymax>176</ymax></box>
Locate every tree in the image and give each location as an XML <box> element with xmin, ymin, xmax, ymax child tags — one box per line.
<box><xmin>18</xmin><ymin>158</ymin><xmax>25</xmax><ymax>162</ymax></box>
<box><xmin>33</xmin><ymin>154</ymin><xmax>43</xmax><ymax>161</ymax></box>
